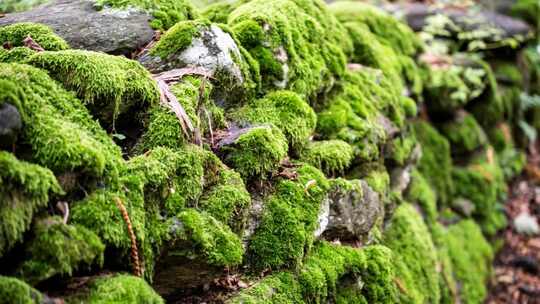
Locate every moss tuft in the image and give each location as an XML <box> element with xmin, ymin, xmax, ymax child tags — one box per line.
<box><xmin>0</xmin><ymin>276</ymin><xmax>42</xmax><ymax>304</ymax></box>
<box><xmin>220</xmin><ymin>124</ymin><xmax>288</xmax><ymax>180</ymax></box>
<box><xmin>438</xmin><ymin>112</ymin><xmax>487</xmax><ymax>156</ymax></box>
<box><xmin>85</xmin><ymin>274</ymin><xmax>164</xmax><ymax>304</ymax></box>
<box><xmin>150</xmin><ymin>20</ymin><xmax>205</xmax><ymax>59</ymax></box>
<box><xmin>0</xmin><ymin>151</ymin><xmax>63</xmax><ymax>257</ymax></box>
<box><xmin>17</xmin><ymin>217</ymin><xmax>104</xmax><ymax>284</ymax></box>
<box><xmin>0</xmin><ymin>47</ymin><xmax>36</xmax><ymax>63</ymax></box>
<box><xmin>300</xmin><ymin>140</ymin><xmax>354</xmax><ymax>176</ymax></box>
<box><xmin>0</xmin><ymin>23</ymin><xmax>69</xmax><ymax>51</ymax></box>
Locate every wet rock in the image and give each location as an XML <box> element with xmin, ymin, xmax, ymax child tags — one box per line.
<box><xmin>0</xmin><ymin>0</ymin><xmax>155</xmax><ymax>55</ymax></box>
<box><xmin>0</xmin><ymin>102</ymin><xmax>21</xmax><ymax>149</ymax></box>
<box><xmin>320</xmin><ymin>180</ymin><xmax>384</xmax><ymax>242</ymax></box>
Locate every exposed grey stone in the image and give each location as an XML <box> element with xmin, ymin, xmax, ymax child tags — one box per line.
<box><xmin>0</xmin><ymin>103</ymin><xmax>22</xmax><ymax>149</ymax></box>
<box><xmin>514</xmin><ymin>212</ymin><xmax>539</xmax><ymax>236</ymax></box>
<box><xmin>0</xmin><ymin>0</ymin><xmax>155</xmax><ymax>55</ymax></box>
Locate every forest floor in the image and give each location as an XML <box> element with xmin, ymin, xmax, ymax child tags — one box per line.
<box><xmin>486</xmin><ymin>144</ymin><xmax>540</xmax><ymax>304</ymax></box>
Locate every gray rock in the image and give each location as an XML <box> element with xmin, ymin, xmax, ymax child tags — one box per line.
<box><xmin>514</xmin><ymin>212</ymin><xmax>539</xmax><ymax>236</ymax></box>
<box><xmin>319</xmin><ymin>180</ymin><xmax>384</xmax><ymax>242</ymax></box>
<box><xmin>0</xmin><ymin>102</ymin><xmax>22</xmax><ymax>149</ymax></box>
<box><xmin>0</xmin><ymin>0</ymin><xmax>155</xmax><ymax>55</ymax></box>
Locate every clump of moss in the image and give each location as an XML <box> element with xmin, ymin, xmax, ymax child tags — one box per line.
<box><xmin>94</xmin><ymin>0</ymin><xmax>199</xmax><ymax>30</ymax></box>
<box><xmin>406</xmin><ymin>169</ymin><xmax>438</xmax><ymax>225</ymax></box>
<box><xmin>28</xmin><ymin>50</ymin><xmax>159</xmax><ymax>127</ymax></box>
<box><xmin>201</xmin><ymin>0</ymin><xmax>247</xmax><ymax>23</ymax></box>
<box><xmin>383</xmin><ymin>203</ymin><xmax>440</xmax><ymax>304</ymax></box>
<box><xmin>231</xmin><ymin>90</ymin><xmax>316</xmax><ymax>150</ymax></box>
<box><xmin>171</xmin><ymin>209</ymin><xmax>243</xmax><ymax>267</ymax></box>
<box><xmin>412</xmin><ymin>120</ymin><xmax>454</xmax><ymax>206</ymax></box>
<box><xmin>0</xmin><ymin>47</ymin><xmax>36</xmax><ymax>63</ymax></box>
<box><xmin>300</xmin><ymin>140</ymin><xmax>354</xmax><ymax>176</ymax></box>
<box><xmin>364</xmin><ymin>169</ymin><xmax>390</xmax><ymax>197</ymax></box>
<box><xmin>16</xmin><ymin>217</ymin><xmax>104</xmax><ymax>284</ymax></box>
<box><xmin>386</xmin><ymin>132</ymin><xmax>417</xmax><ymax>167</ymax></box>
<box><xmin>231</xmin><ymin>243</ymin><xmax>397</xmax><ymax>303</ymax></box>
<box><xmin>0</xmin><ymin>23</ymin><xmax>69</xmax><ymax>51</ymax></box>
<box><xmin>228</xmin><ymin>0</ymin><xmax>352</xmax><ymax>96</ymax></box>
<box><xmin>0</xmin><ymin>276</ymin><xmax>42</xmax><ymax>304</ymax></box>
<box><xmin>452</xmin><ymin>150</ymin><xmax>507</xmax><ymax>236</ymax></box>
<box><xmin>199</xmin><ymin>169</ymin><xmax>251</xmax><ymax>233</ymax></box>
<box><xmin>219</xmin><ymin>124</ymin><xmax>288</xmax><ymax>180</ymax></box>
<box><xmin>0</xmin><ymin>63</ymin><xmax>123</xmax><ymax>180</ymax></box>
<box><xmin>438</xmin><ymin>111</ymin><xmax>487</xmax><ymax>156</ymax></box>
<box><xmin>150</xmin><ymin>20</ymin><xmax>206</xmax><ymax>59</ymax></box>
<box><xmin>248</xmin><ymin>164</ymin><xmax>329</xmax><ymax>270</ymax></box>
<box><xmin>444</xmin><ymin>220</ymin><xmax>493</xmax><ymax>304</ymax></box>
<box><xmin>85</xmin><ymin>274</ymin><xmax>164</xmax><ymax>304</ymax></box>
<box><xmin>0</xmin><ymin>151</ymin><xmax>63</xmax><ymax>257</ymax></box>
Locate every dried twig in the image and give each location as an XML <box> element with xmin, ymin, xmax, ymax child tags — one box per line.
<box><xmin>115</xmin><ymin>197</ymin><xmax>142</xmax><ymax>277</ymax></box>
<box><xmin>56</xmin><ymin>201</ymin><xmax>70</xmax><ymax>224</ymax></box>
<box><xmin>23</xmin><ymin>35</ymin><xmax>45</xmax><ymax>52</ymax></box>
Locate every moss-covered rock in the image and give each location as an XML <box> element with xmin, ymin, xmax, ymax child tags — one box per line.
<box><xmin>27</xmin><ymin>50</ymin><xmax>159</xmax><ymax>128</ymax></box>
<box><xmin>405</xmin><ymin>169</ymin><xmax>438</xmax><ymax>225</ymax></box>
<box><xmin>0</xmin><ymin>152</ymin><xmax>62</xmax><ymax>257</ymax></box>
<box><xmin>0</xmin><ymin>47</ymin><xmax>36</xmax><ymax>63</ymax></box>
<box><xmin>437</xmin><ymin>111</ymin><xmax>487</xmax><ymax>156</ymax></box>
<box><xmin>218</xmin><ymin>124</ymin><xmax>288</xmax><ymax>180</ymax></box>
<box><xmin>0</xmin><ymin>276</ymin><xmax>42</xmax><ymax>304</ymax></box>
<box><xmin>383</xmin><ymin>203</ymin><xmax>440</xmax><ymax>304</ymax></box>
<box><xmin>231</xmin><ymin>90</ymin><xmax>316</xmax><ymax>151</ymax></box>
<box><xmin>16</xmin><ymin>217</ymin><xmax>104</xmax><ymax>284</ymax></box>
<box><xmin>228</xmin><ymin>0</ymin><xmax>352</xmax><ymax>97</ymax></box>
<box><xmin>248</xmin><ymin>164</ymin><xmax>329</xmax><ymax>270</ymax></box>
<box><xmin>84</xmin><ymin>274</ymin><xmax>164</xmax><ymax>304</ymax></box>
<box><xmin>300</xmin><ymin>140</ymin><xmax>354</xmax><ymax>176</ymax></box>
<box><xmin>444</xmin><ymin>220</ymin><xmax>493</xmax><ymax>304</ymax></box>
<box><xmin>0</xmin><ymin>22</ymin><xmax>69</xmax><ymax>51</ymax></box>
<box><xmin>93</xmin><ymin>0</ymin><xmax>199</xmax><ymax>30</ymax></box>
<box><xmin>412</xmin><ymin>120</ymin><xmax>454</xmax><ymax>206</ymax></box>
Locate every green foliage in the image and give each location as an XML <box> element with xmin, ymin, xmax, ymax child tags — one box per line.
<box><xmin>444</xmin><ymin>220</ymin><xmax>493</xmax><ymax>304</ymax></box>
<box><xmin>0</xmin><ymin>23</ymin><xmax>69</xmax><ymax>51</ymax></box>
<box><xmin>172</xmin><ymin>209</ymin><xmax>243</xmax><ymax>267</ymax></box>
<box><xmin>28</xmin><ymin>50</ymin><xmax>159</xmax><ymax>127</ymax></box>
<box><xmin>229</xmin><ymin>0</ymin><xmax>352</xmax><ymax>96</ymax></box>
<box><xmin>220</xmin><ymin>124</ymin><xmax>288</xmax><ymax>179</ymax></box>
<box><xmin>412</xmin><ymin>120</ymin><xmax>454</xmax><ymax>206</ymax></box>
<box><xmin>300</xmin><ymin>140</ymin><xmax>354</xmax><ymax>176</ymax></box>
<box><xmin>17</xmin><ymin>217</ymin><xmax>104</xmax><ymax>284</ymax></box>
<box><xmin>248</xmin><ymin>164</ymin><xmax>329</xmax><ymax>270</ymax></box>
<box><xmin>231</xmin><ymin>90</ymin><xmax>316</xmax><ymax>150</ymax></box>
<box><xmin>383</xmin><ymin>204</ymin><xmax>440</xmax><ymax>304</ymax></box>
<box><xmin>85</xmin><ymin>274</ymin><xmax>164</xmax><ymax>304</ymax></box>
<box><xmin>0</xmin><ymin>151</ymin><xmax>62</xmax><ymax>257</ymax></box>
<box><xmin>0</xmin><ymin>276</ymin><xmax>42</xmax><ymax>304</ymax></box>
<box><xmin>94</xmin><ymin>0</ymin><xmax>199</xmax><ymax>30</ymax></box>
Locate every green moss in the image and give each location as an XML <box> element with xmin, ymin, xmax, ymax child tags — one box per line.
<box><xmin>364</xmin><ymin>169</ymin><xmax>390</xmax><ymax>196</ymax></box>
<box><xmin>17</xmin><ymin>217</ymin><xmax>104</xmax><ymax>284</ymax></box>
<box><xmin>452</xmin><ymin>151</ymin><xmax>507</xmax><ymax>236</ymax></box>
<box><xmin>231</xmin><ymin>90</ymin><xmax>316</xmax><ymax>150</ymax></box>
<box><xmin>28</xmin><ymin>50</ymin><xmax>159</xmax><ymax>127</ymax></box>
<box><xmin>383</xmin><ymin>204</ymin><xmax>440</xmax><ymax>304</ymax></box>
<box><xmin>0</xmin><ymin>276</ymin><xmax>42</xmax><ymax>304</ymax></box>
<box><xmin>94</xmin><ymin>0</ymin><xmax>199</xmax><ymax>30</ymax></box>
<box><xmin>511</xmin><ymin>0</ymin><xmax>540</xmax><ymax>30</ymax></box>
<box><xmin>0</xmin><ymin>152</ymin><xmax>63</xmax><ymax>257</ymax></box>
<box><xmin>300</xmin><ymin>140</ymin><xmax>354</xmax><ymax>176</ymax></box>
<box><xmin>231</xmin><ymin>243</ymin><xmax>397</xmax><ymax>303</ymax></box>
<box><xmin>248</xmin><ymin>164</ymin><xmax>329</xmax><ymax>270</ymax></box>
<box><xmin>444</xmin><ymin>220</ymin><xmax>493</xmax><ymax>304</ymax></box>
<box><xmin>406</xmin><ymin>169</ymin><xmax>438</xmax><ymax>225</ymax></box>
<box><xmin>466</xmin><ymin>58</ymin><xmax>504</xmax><ymax>128</ymax></box>
<box><xmin>150</xmin><ymin>20</ymin><xmax>204</xmax><ymax>59</ymax></box>
<box><xmin>220</xmin><ymin>124</ymin><xmax>288</xmax><ymax>180</ymax></box>
<box><xmin>412</xmin><ymin>120</ymin><xmax>454</xmax><ymax>206</ymax></box>
<box><xmin>228</xmin><ymin>0</ymin><xmax>352</xmax><ymax>96</ymax></box>
<box><xmin>85</xmin><ymin>274</ymin><xmax>164</xmax><ymax>304</ymax></box>
<box><xmin>329</xmin><ymin>1</ymin><xmax>420</xmax><ymax>56</ymax></box>
<box><xmin>438</xmin><ymin>112</ymin><xmax>487</xmax><ymax>155</ymax></box>
<box><xmin>0</xmin><ymin>47</ymin><xmax>36</xmax><ymax>63</ymax></box>
<box><xmin>199</xmin><ymin>169</ymin><xmax>251</xmax><ymax>233</ymax></box>
<box><xmin>387</xmin><ymin>133</ymin><xmax>417</xmax><ymax>166</ymax></box>
<box><xmin>202</xmin><ymin>0</ymin><xmax>247</xmax><ymax>23</ymax></box>
<box><xmin>0</xmin><ymin>0</ymin><xmax>49</xmax><ymax>13</ymax></box>
<box><xmin>171</xmin><ymin>209</ymin><xmax>243</xmax><ymax>267</ymax></box>
<box><xmin>0</xmin><ymin>63</ymin><xmax>123</xmax><ymax>179</ymax></box>
<box><xmin>0</xmin><ymin>23</ymin><xmax>69</xmax><ymax>51</ymax></box>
